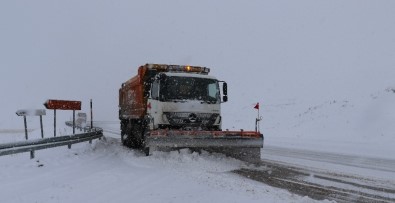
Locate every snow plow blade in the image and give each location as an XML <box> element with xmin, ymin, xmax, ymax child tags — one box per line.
<box><xmin>145</xmin><ymin>130</ymin><xmax>264</xmax><ymax>163</ymax></box>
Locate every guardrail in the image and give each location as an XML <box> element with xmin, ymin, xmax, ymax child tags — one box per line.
<box><xmin>64</xmin><ymin>121</ymin><xmax>100</xmax><ymax>132</ymax></box>
<box><xmin>0</xmin><ymin>123</ymin><xmax>103</xmax><ymax>159</ymax></box>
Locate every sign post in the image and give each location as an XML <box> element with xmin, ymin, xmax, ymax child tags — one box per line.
<box><xmin>44</xmin><ymin>99</ymin><xmax>81</xmax><ymax>142</ymax></box>
<box><xmin>73</xmin><ymin>110</ymin><xmax>76</xmax><ymax>135</ymax></box>
<box><xmin>40</xmin><ymin>114</ymin><xmax>44</xmax><ymax>138</ymax></box>
<box><xmin>90</xmin><ymin>99</ymin><xmax>93</xmax><ymax>132</ymax></box>
<box><xmin>23</xmin><ymin>116</ymin><xmax>28</xmax><ymax>140</ymax></box>
<box><xmin>16</xmin><ymin>109</ymin><xmax>46</xmax><ymax>159</ymax></box>
<box><xmin>54</xmin><ymin>109</ymin><xmax>56</xmax><ymax>137</ymax></box>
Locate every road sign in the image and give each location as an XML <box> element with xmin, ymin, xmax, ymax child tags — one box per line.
<box><xmin>43</xmin><ymin>99</ymin><xmax>82</xmax><ymax>137</ymax></box>
<box><xmin>77</xmin><ymin>112</ymin><xmax>87</xmax><ymax>126</ymax></box>
<box><xmin>44</xmin><ymin>100</ymin><xmax>81</xmax><ymax>110</ymax></box>
<box><xmin>15</xmin><ymin>109</ymin><xmax>47</xmax><ymax>157</ymax></box>
<box><xmin>16</xmin><ymin>109</ymin><xmax>46</xmax><ymax>116</ymax></box>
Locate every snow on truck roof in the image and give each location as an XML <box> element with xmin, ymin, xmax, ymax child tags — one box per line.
<box><xmin>163</xmin><ymin>72</ymin><xmax>218</xmax><ymax>80</ymax></box>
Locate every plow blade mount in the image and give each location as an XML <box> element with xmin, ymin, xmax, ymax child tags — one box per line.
<box><xmin>145</xmin><ymin>130</ymin><xmax>264</xmax><ymax>163</ymax></box>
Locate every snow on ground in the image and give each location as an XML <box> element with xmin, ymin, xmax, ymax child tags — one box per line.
<box><xmin>224</xmin><ymin>87</ymin><xmax>395</xmax><ymax>160</ymax></box>
<box><xmin>1</xmin><ymin>86</ymin><xmax>394</xmax><ymax>203</ymax></box>
<box><xmin>0</xmin><ymin>124</ymin><xmax>328</xmax><ymax>203</ymax></box>
<box><xmin>269</xmin><ymin>89</ymin><xmax>395</xmax><ymax>160</ymax></box>
<box><xmin>2</xmin><ymin>88</ymin><xmax>393</xmax><ymax>202</ymax></box>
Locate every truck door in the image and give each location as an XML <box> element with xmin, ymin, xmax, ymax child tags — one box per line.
<box><xmin>147</xmin><ymin>79</ymin><xmax>160</xmax><ymax>129</ymax></box>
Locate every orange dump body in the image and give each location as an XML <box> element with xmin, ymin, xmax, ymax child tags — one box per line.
<box><xmin>119</xmin><ymin>66</ymin><xmax>149</xmax><ymax>119</ymax></box>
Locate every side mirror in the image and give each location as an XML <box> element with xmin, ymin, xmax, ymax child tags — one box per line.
<box><xmin>222</xmin><ymin>82</ymin><xmax>228</xmax><ymax>102</ymax></box>
<box><xmin>223</xmin><ymin>82</ymin><xmax>228</xmax><ymax>96</ymax></box>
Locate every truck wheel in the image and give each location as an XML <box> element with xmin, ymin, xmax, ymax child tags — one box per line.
<box><xmin>122</xmin><ymin>122</ymin><xmax>133</xmax><ymax>148</ymax></box>
<box><xmin>120</xmin><ymin>120</ymin><xmax>128</xmax><ymax>146</ymax></box>
<box><xmin>131</xmin><ymin>122</ymin><xmax>145</xmax><ymax>148</ymax></box>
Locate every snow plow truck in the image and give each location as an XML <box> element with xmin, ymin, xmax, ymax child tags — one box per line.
<box><xmin>119</xmin><ymin>64</ymin><xmax>263</xmax><ymax>162</ymax></box>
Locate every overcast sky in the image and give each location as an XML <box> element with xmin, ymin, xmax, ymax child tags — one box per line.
<box><xmin>1</xmin><ymin>0</ymin><xmax>395</xmax><ymax>127</ymax></box>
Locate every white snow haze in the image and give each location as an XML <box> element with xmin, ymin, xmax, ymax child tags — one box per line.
<box><xmin>1</xmin><ymin>0</ymin><xmax>395</xmax><ymax>202</ymax></box>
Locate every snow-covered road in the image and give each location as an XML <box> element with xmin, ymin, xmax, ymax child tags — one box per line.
<box><xmin>2</xmin><ymin>121</ymin><xmax>395</xmax><ymax>202</ymax></box>
<box><xmin>0</xmin><ymin>125</ymin><xmax>326</xmax><ymax>203</ymax></box>
<box><xmin>263</xmin><ymin>146</ymin><xmax>395</xmax><ymax>179</ymax></box>
<box><xmin>96</xmin><ymin>121</ymin><xmax>395</xmax><ymax>202</ymax></box>
<box><xmin>240</xmin><ymin>153</ymin><xmax>395</xmax><ymax>202</ymax></box>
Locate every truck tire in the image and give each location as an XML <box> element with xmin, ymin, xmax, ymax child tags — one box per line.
<box><xmin>131</xmin><ymin>122</ymin><xmax>144</xmax><ymax>148</ymax></box>
<box><xmin>120</xmin><ymin>120</ymin><xmax>130</xmax><ymax>147</ymax></box>
<box><xmin>121</xmin><ymin>119</ymin><xmax>147</xmax><ymax>150</ymax></box>
<box><xmin>122</xmin><ymin>121</ymin><xmax>134</xmax><ymax>148</ymax></box>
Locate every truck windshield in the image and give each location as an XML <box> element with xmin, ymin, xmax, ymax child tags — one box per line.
<box><xmin>160</xmin><ymin>76</ymin><xmax>220</xmax><ymax>103</ymax></box>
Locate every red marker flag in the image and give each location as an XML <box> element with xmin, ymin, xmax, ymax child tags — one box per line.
<box><xmin>254</xmin><ymin>102</ymin><xmax>259</xmax><ymax>110</ymax></box>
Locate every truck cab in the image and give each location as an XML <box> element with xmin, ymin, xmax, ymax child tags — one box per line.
<box><xmin>147</xmin><ymin>72</ymin><xmax>225</xmax><ymax>131</ymax></box>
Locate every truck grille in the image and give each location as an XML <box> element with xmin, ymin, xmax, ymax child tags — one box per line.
<box><xmin>164</xmin><ymin>112</ymin><xmax>219</xmax><ymax>127</ymax></box>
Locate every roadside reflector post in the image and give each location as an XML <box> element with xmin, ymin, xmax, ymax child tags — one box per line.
<box><xmin>90</xmin><ymin>99</ymin><xmax>98</xmax><ymax>142</ymax></box>
<box><xmin>16</xmin><ymin>109</ymin><xmax>46</xmax><ymax>159</ymax></box>
<box><xmin>90</xmin><ymin>99</ymin><xmax>93</xmax><ymax>132</ymax></box>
